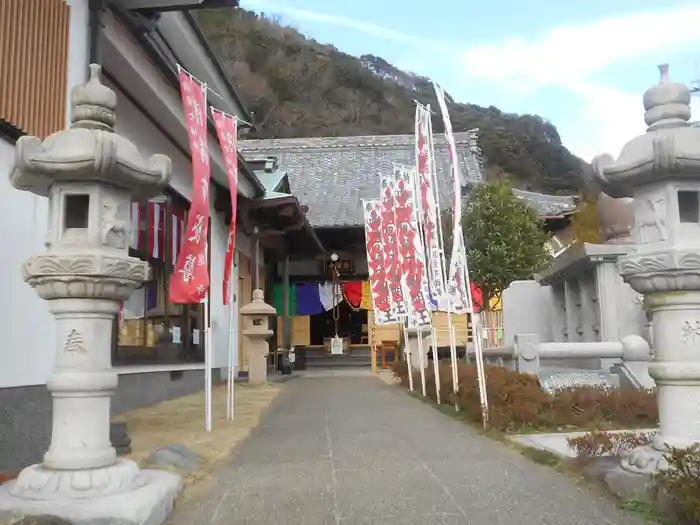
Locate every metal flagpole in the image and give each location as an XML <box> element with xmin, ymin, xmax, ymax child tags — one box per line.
<box><xmin>431</xmin><ymin>327</ymin><xmax>441</xmax><ymax>404</ymax></box>
<box><xmin>417</xmin><ymin>329</ymin><xmax>427</xmax><ymax>397</ymax></box>
<box><xmin>402</xmin><ymin>323</ymin><xmax>414</xmax><ymax>392</ymax></box>
<box><xmin>226</xmin><ymin>254</ymin><xmax>237</xmax><ymax>420</ymax></box>
<box><xmin>203</xmin><ymin>293</ymin><xmax>212</xmax><ymax>432</ymax></box>
<box><xmin>425</xmin><ymin>104</ymin><xmax>459</xmax><ymax>407</ymax></box>
<box><xmin>413</xmin><ymin>105</ymin><xmax>440</xmax><ymax>403</ymax></box>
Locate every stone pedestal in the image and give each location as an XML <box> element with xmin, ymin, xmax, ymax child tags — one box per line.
<box><xmin>0</xmin><ymin>64</ymin><xmax>180</xmax><ymax>524</ymax></box>
<box><xmin>406</xmin><ymin>327</ymin><xmax>430</xmax><ymax>370</ymax></box>
<box><xmin>240</xmin><ymin>289</ymin><xmax>276</xmax><ymax>384</ymax></box>
<box><xmin>592</xmin><ymin>64</ymin><xmax>700</xmax><ymax>476</ymax></box>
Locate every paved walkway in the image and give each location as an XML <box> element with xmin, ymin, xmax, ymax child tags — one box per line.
<box><xmin>170</xmin><ymin>376</ymin><xmax>648</xmax><ymax>525</ymax></box>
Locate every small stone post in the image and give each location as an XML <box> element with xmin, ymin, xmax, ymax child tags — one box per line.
<box><xmin>593</xmin><ymin>64</ymin><xmax>700</xmax><ymax>475</ymax></box>
<box><xmin>240</xmin><ymin>289</ymin><xmax>276</xmax><ymax>384</ymax></box>
<box><xmin>0</xmin><ymin>65</ymin><xmax>180</xmax><ymax>524</ymax></box>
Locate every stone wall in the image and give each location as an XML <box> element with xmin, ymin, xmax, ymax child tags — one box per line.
<box><xmin>0</xmin><ymin>368</ymin><xmax>220</xmax><ymax>472</ymax></box>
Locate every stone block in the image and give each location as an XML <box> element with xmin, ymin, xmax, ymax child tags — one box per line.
<box><xmin>0</xmin><ymin>469</ymin><xmax>182</xmax><ymax>525</ymax></box>
<box><xmin>147</xmin><ymin>444</ymin><xmax>202</xmax><ymax>472</ymax></box>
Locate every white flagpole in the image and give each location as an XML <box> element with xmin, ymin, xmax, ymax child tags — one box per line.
<box><xmin>403</xmin><ymin>323</ymin><xmax>414</xmax><ymax>392</ymax></box>
<box><xmin>413</xmin><ymin>105</ymin><xmax>440</xmax><ymax>403</ymax></box>
<box><xmin>226</xmin><ymin>255</ymin><xmax>236</xmax><ymax>420</ymax></box>
<box><xmin>417</xmin><ymin>327</ymin><xmax>427</xmax><ymax>397</ymax></box>
<box><xmin>430</xmin><ymin>327</ymin><xmax>441</xmax><ymax>404</ymax></box>
<box><xmin>426</xmin><ymin>105</ymin><xmax>459</xmax><ymax>407</ymax></box>
<box><xmin>203</xmin><ymin>293</ymin><xmax>212</xmax><ymax>432</ymax></box>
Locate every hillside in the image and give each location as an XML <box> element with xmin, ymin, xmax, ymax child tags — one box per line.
<box><xmin>197</xmin><ymin>8</ymin><xmax>585</xmax><ymax>194</ymax></box>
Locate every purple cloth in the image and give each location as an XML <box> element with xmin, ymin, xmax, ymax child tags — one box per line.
<box><xmin>295</xmin><ymin>283</ymin><xmax>324</xmax><ymax>315</ymax></box>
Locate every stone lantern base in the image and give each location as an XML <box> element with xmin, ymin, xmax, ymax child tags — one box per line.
<box><xmin>0</xmin><ymin>462</ymin><xmax>181</xmax><ymax>525</ymax></box>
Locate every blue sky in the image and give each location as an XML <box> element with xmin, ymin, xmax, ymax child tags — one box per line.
<box><xmin>240</xmin><ymin>0</ymin><xmax>700</xmax><ymax>161</ymax></box>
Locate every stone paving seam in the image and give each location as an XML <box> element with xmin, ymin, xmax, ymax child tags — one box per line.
<box><xmin>324</xmin><ymin>403</ymin><xmax>343</xmax><ymax>525</ymax></box>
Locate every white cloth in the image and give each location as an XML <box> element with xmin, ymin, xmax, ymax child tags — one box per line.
<box><xmin>122</xmin><ymin>287</ymin><xmax>145</xmax><ymax>319</ymax></box>
<box><xmin>318</xmin><ymin>282</ymin><xmax>342</xmax><ymax>311</ymax></box>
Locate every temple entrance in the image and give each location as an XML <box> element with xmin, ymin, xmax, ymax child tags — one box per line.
<box><xmin>309</xmin><ymin>302</ymin><xmax>367</xmax><ymax>345</ymax></box>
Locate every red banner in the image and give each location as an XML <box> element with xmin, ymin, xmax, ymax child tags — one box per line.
<box><xmin>415</xmin><ymin>105</ymin><xmax>445</xmax><ymax>307</ymax></box>
<box><xmin>363</xmin><ymin>200</ymin><xmax>396</xmax><ymax>324</ymax></box>
<box><xmin>380</xmin><ymin>172</ymin><xmax>408</xmax><ymax>317</ymax></box>
<box><xmin>170</xmin><ymin>70</ymin><xmax>211</xmax><ymax>303</ymax></box>
<box><xmin>211</xmin><ymin>108</ymin><xmax>239</xmax><ymax>306</ymax></box>
<box><xmin>393</xmin><ymin>165</ymin><xmax>431</xmax><ymax>326</ymax></box>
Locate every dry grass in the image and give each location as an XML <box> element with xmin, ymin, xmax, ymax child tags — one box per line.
<box><xmin>113</xmin><ymin>381</ymin><xmax>281</xmax><ymax>501</ymax></box>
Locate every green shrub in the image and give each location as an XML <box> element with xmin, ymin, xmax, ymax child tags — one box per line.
<box><xmin>657</xmin><ymin>445</ymin><xmax>700</xmax><ymax>524</ymax></box>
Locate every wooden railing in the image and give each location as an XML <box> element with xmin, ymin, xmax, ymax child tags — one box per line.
<box><xmin>0</xmin><ymin>0</ymin><xmax>70</xmax><ymax>138</ymax></box>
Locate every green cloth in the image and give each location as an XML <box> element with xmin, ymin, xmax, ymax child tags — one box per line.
<box><xmin>272</xmin><ymin>284</ymin><xmax>298</xmax><ymax>316</ymax></box>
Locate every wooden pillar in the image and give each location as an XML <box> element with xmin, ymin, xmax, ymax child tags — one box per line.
<box><xmin>282</xmin><ymin>255</ymin><xmax>291</xmax><ymax>349</ymax></box>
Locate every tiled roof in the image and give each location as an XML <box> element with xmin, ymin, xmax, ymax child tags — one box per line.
<box><xmin>512</xmin><ymin>189</ymin><xmax>575</xmax><ymax>217</ymax></box>
<box><xmin>239</xmin><ymin>133</ymin><xmax>574</xmax><ymax>227</ymax></box>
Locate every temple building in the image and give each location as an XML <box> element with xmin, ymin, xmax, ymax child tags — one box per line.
<box><xmin>239</xmin><ymin>134</ymin><xmax>576</xmax><ymax>367</ymax></box>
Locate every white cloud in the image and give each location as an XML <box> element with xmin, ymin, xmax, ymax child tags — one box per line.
<box><xmin>242</xmin><ymin>0</ymin><xmax>451</xmax><ymax>52</ymax></box>
<box><xmin>458</xmin><ymin>5</ymin><xmax>700</xmax><ymax>160</ymax></box>
<box><xmin>241</xmin><ymin>1</ymin><xmax>700</xmax><ymax>162</ymax></box>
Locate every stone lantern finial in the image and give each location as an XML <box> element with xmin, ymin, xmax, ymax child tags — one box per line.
<box><xmin>642</xmin><ymin>63</ymin><xmax>692</xmax><ymax>131</ymax></box>
<box><xmin>70</xmin><ymin>64</ymin><xmax>117</xmax><ymax>132</ymax></box>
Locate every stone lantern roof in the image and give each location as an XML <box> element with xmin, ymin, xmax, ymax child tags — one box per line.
<box><xmin>10</xmin><ymin>64</ymin><xmax>171</xmax><ymax>199</ymax></box>
<box><xmin>593</xmin><ymin>64</ymin><xmax>700</xmax><ymax>191</ymax></box>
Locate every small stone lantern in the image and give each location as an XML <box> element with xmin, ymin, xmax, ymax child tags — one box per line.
<box><xmin>240</xmin><ymin>289</ymin><xmax>276</xmax><ymax>384</ymax></box>
<box><xmin>593</xmin><ymin>64</ymin><xmax>700</xmax><ymax>476</ymax></box>
<box><xmin>0</xmin><ymin>65</ymin><xmax>180</xmax><ymax>522</ymax></box>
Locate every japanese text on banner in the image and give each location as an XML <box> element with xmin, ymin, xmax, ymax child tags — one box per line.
<box><xmin>393</xmin><ymin>164</ymin><xmax>431</xmax><ymax>327</ymax></box>
<box><xmin>170</xmin><ymin>70</ymin><xmax>211</xmax><ymax>304</ymax></box>
<box><xmin>415</xmin><ymin>104</ymin><xmax>445</xmax><ymax>307</ymax></box>
<box><xmin>212</xmin><ymin>109</ymin><xmax>239</xmax><ymax>306</ymax></box>
<box><xmin>363</xmin><ymin>199</ymin><xmax>396</xmax><ymax>324</ymax></box>
<box><xmin>380</xmin><ymin>173</ymin><xmax>408</xmax><ymax>318</ymax></box>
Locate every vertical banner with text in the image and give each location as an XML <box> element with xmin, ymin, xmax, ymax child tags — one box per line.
<box><xmin>170</xmin><ymin>70</ymin><xmax>211</xmax><ymax>303</ymax></box>
<box><xmin>393</xmin><ymin>164</ymin><xmax>431</xmax><ymax>327</ymax></box>
<box><xmin>363</xmin><ymin>199</ymin><xmax>396</xmax><ymax>324</ymax></box>
<box><xmin>212</xmin><ymin>109</ymin><xmax>239</xmax><ymax>306</ymax></box>
<box><xmin>415</xmin><ymin>104</ymin><xmax>445</xmax><ymax>307</ymax></box>
<box><xmin>380</xmin><ymin>172</ymin><xmax>408</xmax><ymax>318</ymax></box>
<box><xmin>434</xmin><ymin>84</ymin><xmax>469</xmax><ymax>313</ymax></box>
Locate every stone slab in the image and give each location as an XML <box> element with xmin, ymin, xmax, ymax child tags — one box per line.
<box><xmin>169</xmin><ymin>377</ymin><xmax>648</xmax><ymax>525</ymax></box>
<box><xmin>508</xmin><ymin>429</ymin><xmax>658</xmax><ymax>459</ymax></box>
<box><xmin>147</xmin><ymin>444</ymin><xmax>202</xmax><ymax>472</ymax></box>
<box><xmin>0</xmin><ymin>469</ymin><xmax>181</xmax><ymax>525</ymax></box>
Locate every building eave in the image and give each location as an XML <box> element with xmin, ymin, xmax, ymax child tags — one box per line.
<box><xmin>181</xmin><ymin>10</ymin><xmax>257</xmax><ymax>130</ymax></box>
<box><xmin>108</xmin><ymin>3</ymin><xmax>265</xmax><ymax>198</ymax></box>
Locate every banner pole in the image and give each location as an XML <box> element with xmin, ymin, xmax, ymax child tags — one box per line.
<box><xmin>426</xmin><ymin>105</ymin><xmax>459</xmax><ymax>408</ymax></box>
<box><xmin>204</xmin><ymin>293</ymin><xmax>212</xmax><ymax>433</ymax></box>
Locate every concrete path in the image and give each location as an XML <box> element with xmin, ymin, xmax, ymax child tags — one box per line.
<box><xmin>169</xmin><ymin>377</ymin><xmax>649</xmax><ymax>525</ymax></box>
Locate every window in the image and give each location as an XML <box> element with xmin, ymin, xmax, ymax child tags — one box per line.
<box><xmin>113</xmin><ymin>192</ymin><xmax>207</xmax><ymax>365</ymax></box>
<box><xmin>678</xmin><ymin>191</ymin><xmax>700</xmax><ymax>224</ymax></box>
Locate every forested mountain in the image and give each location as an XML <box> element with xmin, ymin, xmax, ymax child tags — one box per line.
<box><xmin>197</xmin><ymin>8</ymin><xmax>586</xmax><ymax>194</ymax></box>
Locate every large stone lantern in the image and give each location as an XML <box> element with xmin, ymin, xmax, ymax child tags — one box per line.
<box><xmin>593</xmin><ymin>64</ymin><xmax>700</xmax><ymax>475</ymax></box>
<box><xmin>0</xmin><ymin>65</ymin><xmax>180</xmax><ymax>523</ymax></box>
<box><xmin>240</xmin><ymin>289</ymin><xmax>276</xmax><ymax>384</ymax></box>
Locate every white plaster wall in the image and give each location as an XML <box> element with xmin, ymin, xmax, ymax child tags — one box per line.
<box><xmin>108</xmin><ymin>79</ymin><xmax>254</xmax><ymax>372</ymax></box>
<box><xmin>0</xmin><ymin>0</ymin><xmax>89</xmax><ymax>388</ymax></box>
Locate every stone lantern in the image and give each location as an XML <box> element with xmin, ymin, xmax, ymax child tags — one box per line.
<box><xmin>240</xmin><ymin>288</ymin><xmax>276</xmax><ymax>384</ymax></box>
<box><xmin>0</xmin><ymin>65</ymin><xmax>180</xmax><ymax>523</ymax></box>
<box><xmin>593</xmin><ymin>64</ymin><xmax>700</xmax><ymax>475</ymax></box>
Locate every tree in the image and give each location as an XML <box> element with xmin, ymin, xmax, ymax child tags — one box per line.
<box><xmin>454</xmin><ymin>182</ymin><xmax>551</xmax><ymax>310</ymax></box>
<box><xmin>567</xmin><ymin>192</ymin><xmax>601</xmax><ymax>245</ymax></box>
